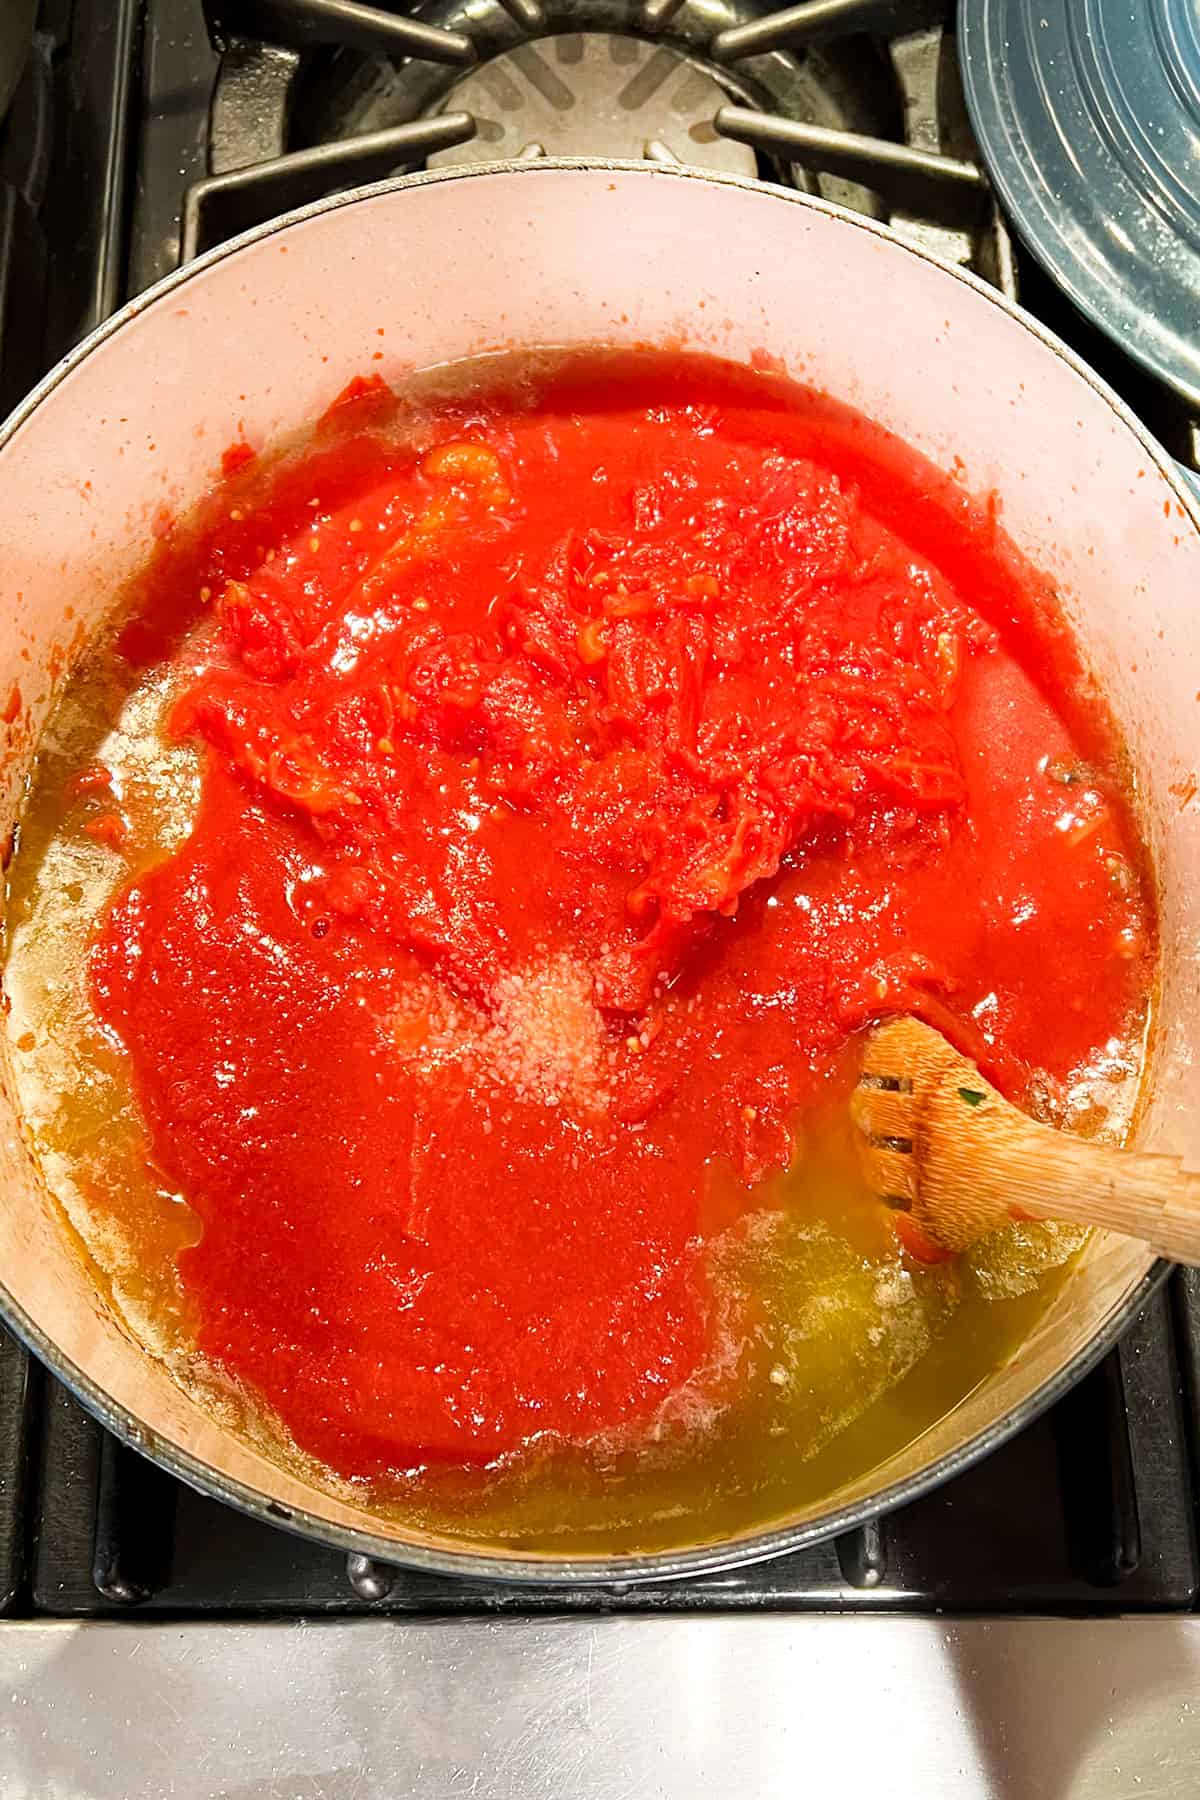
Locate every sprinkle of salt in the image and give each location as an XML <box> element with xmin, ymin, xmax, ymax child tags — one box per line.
<box><xmin>391</xmin><ymin>951</ymin><xmax>613</xmax><ymax>1112</ymax></box>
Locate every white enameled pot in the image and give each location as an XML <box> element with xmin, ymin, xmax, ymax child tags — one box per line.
<box><xmin>0</xmin><ymin>162</ymin><xmax>1197</xmax><ymax>1582</ymax></box>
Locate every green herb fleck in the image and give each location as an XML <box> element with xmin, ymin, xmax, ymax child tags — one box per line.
<box><xmin>957</xmin><ymin>1087</ymin><xmax>986</xmax><ymax>1108</ymax></box>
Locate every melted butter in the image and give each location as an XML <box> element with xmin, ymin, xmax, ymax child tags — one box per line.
<box><xmin>5</xmin><ymin>648</ymin><xmax>204</xmax><ymax>1356</ymax></box>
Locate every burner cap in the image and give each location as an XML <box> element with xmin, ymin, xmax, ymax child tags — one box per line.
<box><xmin>427</xmin><ymin>34</ymin><xmax>756</xmax><ymax>177</ymax></box>
<box><xmin>960</xmin><ymin>0</ymin><xmax>1200</xmax><ymax>405</ymax></box>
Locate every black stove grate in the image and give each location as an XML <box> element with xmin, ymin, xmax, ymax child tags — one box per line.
<box><xmin>1</xmin><ymin>0</ymin><xmax>1198</xmax><ymax>1620</ymax></box>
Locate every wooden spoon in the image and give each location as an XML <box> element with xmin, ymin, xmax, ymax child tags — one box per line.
<box><xmin>853</xmin><ymin>1016</ymin><xmax>1200</xmax><ymax>1266</ymax></box>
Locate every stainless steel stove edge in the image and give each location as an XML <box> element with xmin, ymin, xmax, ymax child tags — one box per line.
<box><xmin>0</xmin><ymin>1614</ymin><xmax>1196</xmax><ymax>1798</ymax></box>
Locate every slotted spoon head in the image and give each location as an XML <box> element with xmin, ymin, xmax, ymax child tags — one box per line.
<box><xmin>853</xmin><ymin>1016</ymin><xmax>1019</xmax><ymax>1257</ymax></box>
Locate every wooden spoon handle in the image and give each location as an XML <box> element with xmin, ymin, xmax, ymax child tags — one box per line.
<box><xmin>920</xmin><ymin>1077</ymin><xmax>1200</xmax><ymax>1265</ymax></box>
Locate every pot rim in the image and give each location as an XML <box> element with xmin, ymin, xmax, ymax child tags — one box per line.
<box><xmin>0</xmin><ymin>157</ymin><xmax>1186</xmax><ymax>1585</ymax></box>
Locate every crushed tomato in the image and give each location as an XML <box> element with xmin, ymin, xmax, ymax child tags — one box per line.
<box><xmin>88</xmin><ymin>352</ymin><xmax>1154</xmax><ymax>1478</ymax></box>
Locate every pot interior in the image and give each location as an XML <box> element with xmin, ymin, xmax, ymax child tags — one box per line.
<box><xmin>0</xmin><ymin>164</ymin><xmax>1195</xmax><ymax>1576</ymax></box>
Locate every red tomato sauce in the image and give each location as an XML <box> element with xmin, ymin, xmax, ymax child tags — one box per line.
<box><xmin>89</xmin><ymin>352</ymin><xmax>1154</xmax><ymax>1480</ymax></box>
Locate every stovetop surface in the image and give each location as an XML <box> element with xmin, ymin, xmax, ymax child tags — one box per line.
<box><xmin>2</xmin><ymin>0</ymin><xmax>1199</xmax><ymax>1621</ymax></box>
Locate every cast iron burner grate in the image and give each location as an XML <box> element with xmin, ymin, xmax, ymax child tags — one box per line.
<box><xmin>185</xmin><ymin>0</ymin><xmax>1006</xmax><ymax>280</ymax></box>
<box><xmin>2</xmin><ymin>0</ymin><xmax>1200</xmax><ymax>1619</ymax></box>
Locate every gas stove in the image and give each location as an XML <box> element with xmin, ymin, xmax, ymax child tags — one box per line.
<box><xmin>3</xmin><ymin>3</ymin><xmax>1200</xmax><ymax>1794</ymax></box>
